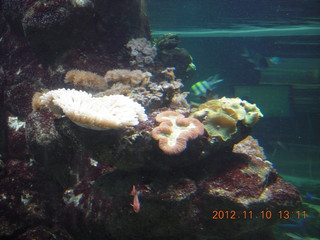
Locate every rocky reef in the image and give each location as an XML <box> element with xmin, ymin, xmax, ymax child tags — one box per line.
<box><xmin>1</xmin><ymin>1</ymin><xmax>301</xmax><ymax>240</ymax></box>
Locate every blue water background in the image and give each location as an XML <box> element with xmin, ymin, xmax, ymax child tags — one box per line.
<box><xmin>147</xmin><ymin>0</ymin><xmax>320</xmax><ymax>180</ymax></box>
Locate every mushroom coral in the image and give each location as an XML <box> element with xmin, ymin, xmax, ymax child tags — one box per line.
<box><xmin>191</xmin><ymin>97</ymin><xmax>263</xmax><ymax>141</ymax></box>
<box><xmin>39</xmin><ymin>88</ymin><xmax>147</xmax><ymax>130</ymax></box>
<box><xmin>151</xmin><ymin>111</ymin><xmax>204</xmax><ymax>155</ymax></box>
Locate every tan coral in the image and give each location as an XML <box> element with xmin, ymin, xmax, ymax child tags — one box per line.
<box><xmin>104</xmin><ymin>69</ymin><xmax>152</xmax><ymax>87</ymax></box>
<box><xmin>161</xmin><ymin>67</ymin><xmax>176</xmax><ymax>82</ymax></box>
<box><xmin>170</xmin><ymin>92</ymin><xmax>190</xmax><ymax>108</ymax></box>
<box><xmin>94</xmin><ymin>82</ymin><xmax>131</xmax><ymax>97</ymax></box>
<box><xmin>32</xmin><ymin>91</ymin><xmax>46</xmax><ymax>111</ymax></box>
<box><xmin>192</xmin><ymin>97</ymin><xmax>263</xmax><ymax>141</ymax></box>
<box><xmin>151</xmin><ymin>111</ymin><xmax>204</xmax><ymax>155</ymax></box>
<box><xmin>64</xmin><ymin>69</ymin><xmax>106</xmax><ymax>90</ymax></box>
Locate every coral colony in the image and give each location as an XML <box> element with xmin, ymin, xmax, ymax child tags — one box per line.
<box><xmin>39</xmin><ymin>89</ymin><xmax>148</xmax><ymax>130</ymax></box>
<box><xmin>1</xmin><ymin>2</ymin><xmax>301</xmax><ymax>240</ymax></box>
<box><xmin>126</xmin><ymin>38</ymin><xmax>157</xmax><ymax>67</ymax></box>
<box><xmin>151</xmin><ymin>111</ymin><xmax>204</xmax><ymax>155</ymax></box>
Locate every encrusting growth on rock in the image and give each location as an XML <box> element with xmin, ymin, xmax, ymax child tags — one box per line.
<box><xmin>65</xmin><ymin>69</ymin><xmax>106</xmax><ymax>90</ymax></box>
<box><xmin>105</xmin><ymin>69</ymin><xmax>152</xmax><ymax>87</ymax></box>
<box><xmin>64</xmin><ymin>69</ymin><xmax>152</xmax><ymax>90</ymax></box>
<box><xmin>151</xmin><ymin>111</ymin><xmax>204</xmax><ymax>155</ymax></box>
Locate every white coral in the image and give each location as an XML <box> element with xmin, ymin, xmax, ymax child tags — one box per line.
<box><xmin>40</xmin><ymin>88</ymin><xmax>147</xmax><ymax>130</ymax></box>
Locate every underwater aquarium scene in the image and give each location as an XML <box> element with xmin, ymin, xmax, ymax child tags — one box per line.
<box><xmin>0</xmin><ymin>0</ymin><xmax>320</xmax><ymax>239</ymax></box>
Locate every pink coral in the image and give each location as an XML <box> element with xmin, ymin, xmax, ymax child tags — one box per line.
<box><xmin>151</xmin><ymin>111</ymin><xmax>204</xmax><ymax>155</ymax></box>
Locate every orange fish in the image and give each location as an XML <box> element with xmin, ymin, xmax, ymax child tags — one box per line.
<box><xmin>130</xmin><ymin>185</ymin><xmax>140</xmax><ymax>213</ymax></box>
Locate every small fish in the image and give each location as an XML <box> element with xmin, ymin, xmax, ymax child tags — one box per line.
<box><xmin>130</xmin><ymin>185</ymin><xmax>140</xmax><ymax>213</ymax></box>
<box><xmin>191</xmin><ymin>74</ymin><xmax>223</xmax><ymax>97</ymax></box>
<box><xmin>306</xmin><ymin>193</ymin><xmax>320</xmax><ymax>201</ymax></box>
<box><xmin>278</xmin><ymin>217</ymin><xmax>310</xmax><ymax>236</ymax></box>
<box><xmin>242</xmin><ymin>48</ymin><xmax>280</xmax><ymax>71</ymax></box>
<box><xmin>269</xmin><ymin>56</ymin><xmax>281</xmax><ymax>65</ymax></box>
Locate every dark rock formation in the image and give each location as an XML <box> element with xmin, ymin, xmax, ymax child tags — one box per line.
<box><xmin>60</xmin><ymin>137</ymin><xmax>300</xmax><ymax>240</ymax></box>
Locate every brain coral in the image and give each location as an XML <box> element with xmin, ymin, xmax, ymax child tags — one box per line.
<box><xmin>40</xmin><ymin>88</ymin><xmax>147</xmax><ymax>130</ymax></box>
<box><xmin>191</xmin><ymin>97</ymin><xmax>263</xmax><ymax>141</ymax></box>
<box><xmin>151</xmin><ymin>111</ymin><xmax>204</xmax><ymax>155</ymax></box>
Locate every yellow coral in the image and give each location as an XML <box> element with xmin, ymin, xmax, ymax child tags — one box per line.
<box><xmin>192</xmin><ymin>97</ymin><xmax>263</xmax><ymax>141</ymax></box>
<box><xmin>32</xmin><ymin>91</ymin><xmax>45</xmax><ymax>111</ymax></box>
